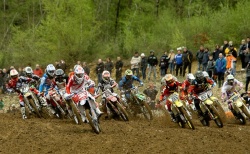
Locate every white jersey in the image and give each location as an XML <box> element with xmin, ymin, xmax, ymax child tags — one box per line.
<box><xmin>221</xmin><ymin>79</ymin><xmax>243</xmax><ymax>96</ymax></box>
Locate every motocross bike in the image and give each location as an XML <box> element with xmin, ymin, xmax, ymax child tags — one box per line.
<box><xmin>48</xmin><ymin>88</ymin><xmax>68</xmax><ymax>119</ymax></box>
<box><xmin>166</xmin><ymin>92</ymin><xmax>195</xmax><ymax>129</ymax></box>
<box><xmin>96</xmin><ymin>88</ymin><xmax>129</xmax><ymax>121</ymax></box>
<box><xmin>19</xmin><ymin>83</ymin><xmax>51</xmax><ymax>119</ymax></box>
<box><xmin>67</xmin><ymin>90</ymin><xmax>102</xmax><ymax>134</ymax></box>
<box><xmin>228</xmin><ymin>92</ymin><xmax>250</xmax><ymax>125</ymax></box>
<box><xmin>196</xmin><ymin>89</ymin><xmax>223</xmax><ymax>128</ymax></box>
<box><xmin>123</xmin><ymin>86</ymin><xmax>153</xmax><ymax>121</ymax></box>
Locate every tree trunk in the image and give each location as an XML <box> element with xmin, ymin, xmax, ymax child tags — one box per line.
<box><xmin>114</xmin><ymin>0</ymin><xmax>121</xmax><ymax>39</ymax></box>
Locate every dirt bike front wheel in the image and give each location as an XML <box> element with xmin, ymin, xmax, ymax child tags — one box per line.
<box><xmin>180</xmin><ymin>107</ymin><xmax>195</xmax><ymax>130</ymax></box>
<box><xmin>85</xmin><ymin>109</ymin><xmax>101</xmax><ymax>134</ymax></box>
<box><xmin>141</xmin><ymin>100</ymin><xmax>153</xmax><ymax>121</ymax></box>
<box><xmin>116</xmin><ymin>102</ymin><xmax>129</xmax><ymax>121</ymax></box>
<box><xmin>211</xmin><ymin>105</ymin><xmax>223</xmax><ymax>128</ymax></box>
<box><xmin>28</xmin><ymin>98</ymin><xmax>41</xmax><ymax>118</ymax></box>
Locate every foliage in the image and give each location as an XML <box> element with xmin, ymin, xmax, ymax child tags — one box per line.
<box><xmin>0</xmin><ymin>0</ymin><xmax>249</xmax><ymax>68</ymax></box>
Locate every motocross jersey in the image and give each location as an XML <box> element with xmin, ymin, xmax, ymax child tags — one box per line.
<box><xmin>180</xmin><ymin>79</ymin><xmax>191</xmax><ymax>100</ymax></box>
<box><xmin>39</xmin><ymin>74</ymin><xmax>57</xmax><ymax>94</ymax></box>
<box><xmin>118</xmin><ymin>75</ymin><xmax>142</xmax><ymax>90</ymax></box>
<box><xmin>161</xmin><ymin>80</ymin><xmax>182</xmax><ymax>98</ymax></box>
<box><xmin>221</xmin><ymin>79</ymin><xmax>243</xmax><ymax>98</ymax></box>
<box><xmin>6</xmin><ymin>76</ymin><xmax>32</xmax><ymax>93</ymax></box>
<box><xmin>187</xmin><ymin>78</ymin><xmax>214</xmax><ymax>97</ymax></box>
<box><xmin>96</xmin><ymin>78</ymin><xmax>117</xmax><ymax>94</ymax></box>
<box><xmin>66</xmin><ymin>74</ymin><xmax>95</xmax><ymax>94</ymax></box>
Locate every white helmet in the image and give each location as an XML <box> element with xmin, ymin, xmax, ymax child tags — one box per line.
<box><xmin>74</xmin><ymin>65</ymin><xmax>85</xmax><ymax>84</ymax></box>
<box><xmin>10</xmin><ymin>69</ymin><xmax>18</xmax><ymax>78</ymax></box>
<box><xmin>202</xmin><ymin>71</ymin><xmax>209</xmax><ymax>78</ymax></box>
<box><xmin>227</xmin><ymin>74</ymin><xmax>234</xmax><ymax>85</ymax></box>
<box><xmin>186</xmin><ymin>73</ymin><xmax>195</xmax><ymax>83</ymax></box>
<box><xmin>46</xmin><ymin>64</ymin><xmax>56</xmax><ymax>77</ymax></box>
<box><xmin>24</xmin><ymin>67</ymin><xmax>33</xmax><ymax>77</ymax></box>
<box><xmin>102</xmin><ymin>71</ymin><xmax>110</xmax><ymax>83</ymax></box>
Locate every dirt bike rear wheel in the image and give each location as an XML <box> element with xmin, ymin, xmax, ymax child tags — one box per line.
<box><xmin>141</xmin><ymin>101</ymin><xmax>153</xmax><ymax>121</ymax></box>
<box><xmin>28</xmin><ymin>98</ymin><xmax>41</xmax><ymax>118</ymax></box>
<box><xmin>211</xmin><ymin>105</ymin><xmax>223</xmax><ymax>128</ymax></box>
<box><xmin>85</xmin><ymin>109</ymin><xmax>101</xmax><ymax>134</ymax></box>
<box><xmin>180</xmin><ymin>107</ymin><xmax>195</xmax><ymax>130</ymax></box>
<box><xmin>116</xmin><ymin>102</ymin><xmax>129</xmax><ymax>121</ymax></box>
<box><xmin>69</xmin><ymin>100</ymin><xmax>83</xmax><ymax>125</ymax></box>
<box><xmin>41</xmin><ymin>107</ymin><xmax>53</xmax><ymax>119</ymax></box>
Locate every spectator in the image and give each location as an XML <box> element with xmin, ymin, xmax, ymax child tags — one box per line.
<box><xmin>140</xmin><ymin>53</ymin><xmax>147</xmax><ymax>80</ymax></box>
<box><xmin>239</xmin><ymin>39</ymin><xmax>247</xmax><ymax>70</ymax></box>
<box><xmin>130</xmin><ymin>52</ymin><xmax>141</xmax><ymax>77</ymax></box>
<box><xmin>222</xmin><ymin>40</ymin><xmax>229</xmax><ymax>56</ymax></box>
<box><xmin>147</xmin><ymin>50</ymin><xmax>158</xmax><ymax>81</ymax></box>
<box><xmin>159</xmin><ymin>51</ymin><xmax>169</xmax><ymax>77</ymax></box>
<box><xmin>245</xmin><ymin>62</ymin><xmax>250</xmax><ymax>92</ymax></box>
<box><xmin>244</xmin><ymin>48</ymin><xmax>250</xmax><ymax>70</ymax></box>
<box><xmin>115</xmin><ymin>57</ymin><xmax>123</xmax><ymax>82</ymax></box>
<box><xmin>213</xmin><ymin>45</ymin><xmax>221</xmax><ymax>61</ymax></box>
<box><xmin>33</xmin><ymin>64</ymin><xmax>44</xmax><ymax>77</ymax></box>
<box><xmin>247</xmin><ymin>37</ymin><xmax>250</xmax><ymax>49</ymax></box>
<box><xmin>55</xmin><ymin>61</ymin><xmax>60</xmax><ymax>69</ymax></box>
<box><xmin>96</xmin><ymin>59</ymin><xmax>105</xmax><ymax>83</ymax></box>
<box><xmin>226</xmin><ymin>51</ymin><xmax>236</xmax><ymax>76</ymax></box>
<box><xmin>82</xmin><ymin>62</ymin><xmax>90</xmax><ymax>76</ymax></box>
<box><xmin>225</xmin><ymin>42</ymin><xmax>237</xmax><ymax>57</ymax></box>
<box><xmin>104</xmin><ymin>58</ymin><xmax>114</xmax><ymax>75</ymax></box>
<box><xmin>2</xmin><ymin>68</ymin><xmax>8</xmax><ymax>93</ymax></box>
<box><xmin>18</xmin><ymin>67</ymin><xmax>25</xmax><ymax>76</ymax></box>
<box><xmin>60</xmin><ymin>60</ymin><xmax>67</xmax><ymax>72</ymax></box>
<box><xmin>182</xmin><ymin>47</ymin><xmax>193</xmax><ymax>77</ymax></box>
<box><xmin>77</xmin><ymin>61</ymin><xmax>82</xmax><ymax>67</ymax></box>
<box><xmin>175</xmin><ymin>47</ymin><xmax>183</xmax><ymax>76</ymax></box>
<box><xmin>202</xmin><ymin>48</ymin><xmax>209</xmax><ymax>71</ymax></box>
<box><xmin>215</xmin><ymin>53</ymin><xmax>227</xmax><ymax>88</ymax></box>
<box><xmin>196</xmin><ymin>45</ymin><xmax>204</xmax><ymax>71</ymax></box>
<box><xmin>168</xmin><ymin>49</ymin><xmax>175</xmax><ymax>74</ymax></box>
<box><xmin>143</xmin><ymin>82</ymin><xmax>158</xmax><ymax>110</ymax></box>
<box><xmin>0</xmin><ymin>69</ymin><xmax>4</xmax><ymax>89</ymax></box>
<box><xmin>206</xmin><ymin>55</ymin><xmax>215</xmax><ymax>78</ymax></box>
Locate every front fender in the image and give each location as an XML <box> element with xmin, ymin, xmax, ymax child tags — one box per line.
<box><xmin>175</xmin><ymin>100</ymin><xmax>183</xmax><ymax>107</ymax></box>
<box><xmin>204</xmin><ymin>99</ymin><xmax>213</xmax><ymax>105</ymax></box>
<box><xmin>210</xmin><ymin>96</ymin><xmax>218</xmax><ymax>102</ymax></box>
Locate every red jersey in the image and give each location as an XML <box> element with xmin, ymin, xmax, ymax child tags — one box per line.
<box><xmin>187</xmin><ymin>78</ymin><xmax>214</xmax><ymax>97</ymax></box>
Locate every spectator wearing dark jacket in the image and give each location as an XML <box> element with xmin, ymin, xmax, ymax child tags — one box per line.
<box><xmin>159</xmin><ymin>51</ymin><xmax>169</xmax><ymax>77</ymax></box>
<box><xmin>140</xmin><ymin>53</ymin><xmax>147</xmax><ymax>80</ymax></box>
<box><xmin>245</xmin><ymin>62</ymin><xmax>250</xmax><ymax>92</ymax></box>
<box><xmin>206</xmin><ymin>55</ymin><xmax>215</xmax><ymax>78</ymax></box>
<box><xmin>213</xmin><ymin>45</ymin><xmax>221</xmax><ymax>61</ymax></box>
<box><xmin>147</xmin><ymin>50</ymin><xmax>158</xmax><ymax>81</ymax></box>
<box><xmin>215</xmin><ymin>53</ymin><xmax>227</xmax><ymax>87</ymax></box>
<box><xmin>196</xmin><ymin>45</ymin><xmax>204</xmax><ymax>71</ymax></box>
<box><xmin>182</xmin><ymin>47</ymin><xmax>193</xmax><ymax>77</ymax></box>
<box><xmin>222</xmin><ymin>40</ymin><xmax>229</xmax><ymax>56</ymax></box>
<box><xmin>104</xmin><ymin>58</ymin><xmax>114</xmax><ymax>75</ymax></box>
<box><xmin>82</xmin><ymin>62</ymin><xmax>90</xmax><ymax>76</ymax></box>
<box><xmin>115</xmin><ymin>57</ymin><xmax>123</xmax><ymax>83</ymax></box>
<box><xmin>239</xmin><ymin>39</ymin><xmax>247</xmax><ymax>70</ymax></box>
<box><xmin>96</xmin><ymin>59</ymin><xmax>105</xmax><ymax>83</ymax></box>
<box><xmin>175</xmin><ymin>48</ymin><xmax>183</xmax><ymax>76</ymax></box>
<box><xmin>202</xmin><ymin>48</ymin><xmax>209</xmax><ymax>71</ymax></box>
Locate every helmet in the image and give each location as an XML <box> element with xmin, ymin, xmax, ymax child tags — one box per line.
<box><xmin>55</xmin><ymin>69</ymin><xmax>64</xmax><ymax>76</ymax></box>
<box><xmin>227</xmin><ymin>74</ymin><xmax>234</xmax><ymax>85</ymax></box>
<box><xmin>186</xmin><ymin>73</ymin><xmax>195</xmax><ymax>83</ymax></box>
<box><xmin>24</xmin><ymin>67</ymin><xmax>33</xmax><ymax>78</ymax></box>
<box><xmin>102</xmin><ymin>71</ymin><xmax>110</xmax><ymax>83</ymax></box>
<box><xmin>125</xmin><ymin>69</ymin><xmax>133</xmax><ymax>79</ymax></box>
<box><xmin>10</xmin><ymin>69</ymin><xmax>19</xmax><ymax>79</ymax></box>
<box><xmin>195</xmin><ymin>71</ymin><xmax>204</xmax><ymax>84</ymax></box>
<box><xmin>165</xmin><ymin>74</ymin><xmax>174</xmax><ymax>84</ymax></box>
<box><xmin>202</xmin><ymin>71</ymin><xmax>209</xmax><ymax>78</ymax></box>
<box><xmin>46</xmin><ymin>64</ymin><xmax>56</xmax><ymax>78</ymax></box>
<box><xmin>74</xmin><ymin>65</ymin><xmax>85</xmax><ymax>84</ymax></box>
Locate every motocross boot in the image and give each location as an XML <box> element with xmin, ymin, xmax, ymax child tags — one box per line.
<box><xmin>169</xmin><ymin>111</ymin><xmax>176</xmax><ymax>122</ymax></box>
<box><xmin>20</xmin><ymin>107</ymin><xmax>27</xmax><ymax>119</ymax></box>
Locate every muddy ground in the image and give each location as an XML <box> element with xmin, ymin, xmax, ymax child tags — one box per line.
<box><xmin>0</xmin><ymin>110</ymin><xmax>250</xmax><ymax>154</ymax></box>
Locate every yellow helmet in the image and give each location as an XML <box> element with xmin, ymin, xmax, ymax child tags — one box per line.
<box><xmin>125</xmin><ymin>69</ymin><xmax>133</xmax><ymax>76</ymax></box>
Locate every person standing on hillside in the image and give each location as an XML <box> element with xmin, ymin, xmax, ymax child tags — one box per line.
<box><xmin>215</xmin><ymin>53</ymin><xmax>227</xmax><ymax>88</ymax></box>
<box><xmin>159</xmin><ymin>51</ymin><xmax>169</xmax><ymax>77</ymax></box>
<box><xmin>213</xmin><ymin>45</ymin><xmax>221</xmax><ymax>61</ymax></box>
<box><xmin>147</xmin><ymin>50</ymin><xmax>158</xmax><ymax>81</ymax></box>
<box><xmin>130</xmin><ymin>52</ymin><xmax>141</xmax><ymax>77</ymax></box>
<box><xmin>33</xmin><ymin>64</ymin><xmax>44</xmax><ymax>77</ymax></box>
<box><xmin>182</xmin><ymin>47</ymin><xmax>193</xmax><ymax>77</ymax></box>
<box><xmin>202</xmin><ymin>48</ymin><xmax>209</xmax><ymax>71</ymax></box>
<box><xmin>96</xmin><ymin>59</ymin><xmax>105</xmax><ymax>83</ymax></box>
<box><xmin>104</xmin><ymin>58</ymin><xmax>114</xmax><ymax>75</ymax></box>
<box><xmin>115</xmin><ymin>57</ymin><xmax>123</xmax><ymax>83</ymax></box>
<box><xmin>82</xmin><ymin>62</ymin><xmax>90</xmax><ymax>76</ymax></box>
<box><xmin>140</xmin><ymin>53</ymin><xmax>147</xmax><ymax>80</ymax></box>
<box><xmin>175</xmin><ymin>48</ymin><xmax>183</xmax><ymax>76</ymax></box>
<box><xmin>168</xmin><ymin>49</ymin><xmax>175</xmax><ymax>74</ymax></box>
<box><xmin>196</xmin><ymin>45</ymin><xmax>204</xmax><ymax>71</ymax></box>
<box><xmin>60</xmin><ymin>60</ymin><xmax>67</xmax><ymax>72</ymax></box>
<box><xmin>239</xmin><ymin>39</ymin><xmax>247</xmax><ymax>70</ymax></box>
<box><xmin>222</xmin><ymin>40</ymin><xmax>229</xmax><ymax>56</ymax></box>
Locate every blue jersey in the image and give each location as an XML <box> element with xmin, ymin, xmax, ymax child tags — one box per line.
<box><xmin>39</xmin><ymin>74</ymin><xmax>57</xmax><ymax>94</ymax></box>
<box><xmin>118</xmin><ymin>75</ymin><xmax>141</xmax><ymax>90</ymax></box>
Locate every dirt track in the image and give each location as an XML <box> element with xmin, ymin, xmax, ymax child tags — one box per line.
<box><xmin>1</xmin><ymin>112</ymin><xmax>250</xmax><ymax>154</ymax></box>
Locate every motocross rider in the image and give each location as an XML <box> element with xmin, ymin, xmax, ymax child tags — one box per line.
<box><xmin>65</xmin><ymin>65</ymin><xmax>103</xmax><ymax>122</ymax></box>
<box><xmin>118</xmin><ymin>69</ymin><xmax>143</xmax><ymax>104</ymax></box>
<box><xmin>55</xmin><ymin>68</ymin><xmax>68</xmax><ymax>89</ymax></box>
<box><xmin>187</xmin><ymin>71</ymin><xmax>214</xmax><ymax>120</ymax></box>
<box><xmin>180</xmin><ymin>73</ymin><xmax>195</xmax><ymax>104</ymax></box>
<box><xmin>6</xmin><ymin>69</ymin><xmax>36</xmax><ymax>119</ymax></box>
<box><xmin>96</xmin><ymin>70</ymin><xmax>118</xmax><ymax>118</ymax></box>
<box><xmin>221</xmin><ymin>74</ymin><xmax>243</xmax><ymax>116</ymax></box>
<box><xmin>159</xmin><ymin>74</ymin><xmax>182</xmax><ymax>122</ymax></box>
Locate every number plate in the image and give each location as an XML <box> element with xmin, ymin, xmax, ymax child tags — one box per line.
<box><xmin>169</xmin><ymin>93</ymin><xmax>179</xmax><ymax>102</ymax></box>
<box><xmin>198</xmin><ymin>93</ymin><xmax>208</xmax><ymax>101</ymax></box>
